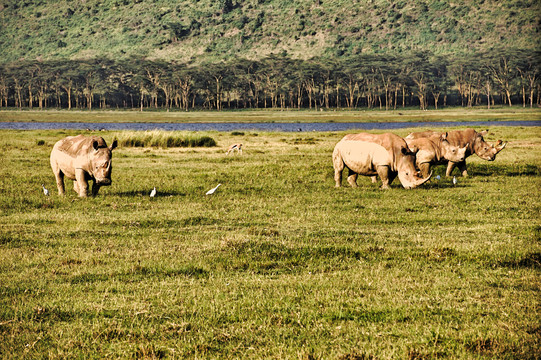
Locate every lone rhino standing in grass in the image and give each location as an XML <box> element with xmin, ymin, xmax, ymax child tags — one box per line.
<box><xmin>50</xmin><ymin>135</ymin><xmax>117</xmax><ymax>197</ymax></box>
<box><xmin>405</xmin><ymin>129</ymin><xmax>506</xmax><ymax>177</ymax></box>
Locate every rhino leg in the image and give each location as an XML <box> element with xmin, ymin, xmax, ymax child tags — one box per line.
<box><xmin>371</xmin><ymin>176</ymin><xmax>377</xmax><ymax>183</ymax></box>
<box><xmin>377</xmin><ymin>166</ymin><xmax>391</xmax><ymax>190</ymax></box>
<box><xmin>75</xmin><ymin>169</ymin><xmax>89</xmax><ymax>197</ymax></box>
<box><xmin>445</xmin><ymin>162</ymin><xmax>456</xmax><ymax>177</ymax></box>
<box><xmin>50</xmin><ymin>160</ymin><xmax>65</xmax><ymax>195</ymax></box>
<box><xmin>54</xmin><ymin>171</ymin><xmax>65</xmax><ymax>195</ymax></box>
<box><xmin>333</xmin><ymin>148</ymin><xmax>344</xmax><ymax>187</ymax></box>
<box><xmin>418</xmin><ymin>162</ymin><xmax>431</xmax><ymax>178</ymax></box>
<box><xmin>457</xmin><ymin>161</ymin><xmax>468</xmax><ymax>177</ymax></box>
<box><xmin>333</xmin><ymin>165</ymin><xmax>343</xmax><ymax>188</ymax></box>
<box><xmin>347</xmin><ymin>169</ymin><xmax>359</xmax><ymax>188</ymax></box>
<box><xmin>91</xmin><ymin>182</ymin><xmax>101</xmax><ymax>197</ymax></box>
<box><xmin>73</xmin><ymin>180</ymin><xmax>79</xmax><ymax>194</ymax></box>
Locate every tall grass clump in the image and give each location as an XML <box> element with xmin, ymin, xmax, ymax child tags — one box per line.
<box><xmin>114</xmin><ymin>130</ymin><xmax>216</xmax><ymax>148</ymax></box>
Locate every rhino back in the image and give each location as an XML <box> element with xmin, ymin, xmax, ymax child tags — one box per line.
<box><xmin>407</xmin><ymin>137</ymin><xmax>440</xmax><ymax>164</ymax></box>
<box><xmin>56</xmin><ymin>135</ymin><xmax>106</xmax><ymax>156</ymax></box>
<box><xmin>405</xmin><ymin>130</ymin><xmax>441</xmax><ymax>140</ymax></box>
<box><xmin>51</xmin><ymin>135</ymin><xmax>107</xmax><ymax>176</ymax></box>
<box><xmin>446</xmin><ymin>129</ymin><xmax>477</xmax><ymax>146</ymax></box>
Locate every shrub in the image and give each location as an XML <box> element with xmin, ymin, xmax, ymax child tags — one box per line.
<box><xmin>114</xmin><ymin>130</ymin><xmax>216</xmax><ymax>148</ymax></box>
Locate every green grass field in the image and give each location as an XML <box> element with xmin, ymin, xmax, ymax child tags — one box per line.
<box><xmin>0</xmin><ymin>124</ymin><xmax>540</xmax><ymax>359</ymax></box>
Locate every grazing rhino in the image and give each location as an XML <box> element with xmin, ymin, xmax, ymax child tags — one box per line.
<box><xmin>333</xmin><ymin>132</ymin><xmax>431</xmax><ymax>189</ymax></box>
<box><xmin>405</xmin><ymin>129</ymin><xmax>506</xmax><ymax>177</ymax></box>
<box><xmin>50</xmin><ymin>135</ymin><xmax>118</xmax><ymax>197</ymax></box>
<box><xmin>405</xmin><ymin>133</ymin><xmax>468</xmax><ymax>178</ymax></box>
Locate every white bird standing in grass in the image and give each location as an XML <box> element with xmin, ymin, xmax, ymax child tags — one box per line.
<box><xmin>206</xmin><ymin>183</ymin><xmax>221</xmax><ymax>195</ymax></box>
<box><xmin>150</xmin><ymin>187</ymin><xmax>156</xmax><ymax>198</ymax></box>
<box><xmin>41</xmin><ymin>184</ymin><xmax>49</xmax><ymax>196</ymax></box>
<box><xmin>453</xmin><ymin>176</ymin><xmax>457</xmax><ymax>186</ymax></box>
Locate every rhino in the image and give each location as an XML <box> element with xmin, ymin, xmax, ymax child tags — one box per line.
<box><xmin>333</xmin><ymin>132</ymin><xmax>431</xmax><ymax>189</ymax></box>
<box><xmin>405</xmin><ymin>129</ymin><xmax>506</xmax><ymax>177</ymax></box>
<box><xmin>50</xmin><ymin>135</ymin><xmax>118</xmax><ymax>197</ymax></box>
<box><xmin>405</xmin><ymin>133</ymin><xmax>469</xmax><ymax>178</ymax></box>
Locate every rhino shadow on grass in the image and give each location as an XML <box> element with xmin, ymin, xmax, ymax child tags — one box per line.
<box><xmin>467</xmin><ymin>163</ymin><xmax>540</xmax><ymax>177</ymax></box>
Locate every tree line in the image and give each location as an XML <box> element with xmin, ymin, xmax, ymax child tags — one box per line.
<box><xmin>0</xmin><ymin>49</ymin><xmax>539</xmax><ymax>111</ymax></box>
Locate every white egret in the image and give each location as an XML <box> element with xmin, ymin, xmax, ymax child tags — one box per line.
<box><xmin>150</xmin><ymin>187</ymin><xmax>156</xmax><ymax>198</ymax></box>
<box><xmin>41</xmin><ymin>184</ymin><xmax>49</xmax><ymax>196</ymax></box>
<box><xmin>453</xmin><ymin>176</ymin><xmax>457</xmax><ymax>186</ymax></box>
<box><xmin>206</xmin><ymin>183</ymin><xmax>221</xmax><ymax>195</ymax></box>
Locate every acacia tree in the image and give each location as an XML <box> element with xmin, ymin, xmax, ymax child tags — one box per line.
<box><xmin>129</xmin><ymin>61</ymin><xmax>153</xmax><ymax>111</ymax></box>
<box><xmin>339</xmin><ymin>57</ymin><xmax>363</xmax><ymax>109</ymax></box>
<box><xmin>487</xmin><ymin>51</ymin><xmax>517</xmax><ymax>107</ymax></box>
<box><xmin>406</xmin><ymin>52</ymin><xmax>432</xmax><ymax>110</ymax></box>
<box><xmin>0</xmin><ymin>71</ymin><xmax>9</xmax><ymax>107</ymax></box>
<box><xmin>79</xmin><ymin>60</ymin><xmax>106</xmax><ymax>110</ymax></box>
<box><xmin>173</xmin><ymin>64</ymin><xmax>195</xmax><ymax>111</ymax></box>
<box><xmin>56</xmin><ymin>62</ymin><xmax>80</xmax><ymax>110</ymax></box>
<box><xmin>516</xmin><ymin>50</ymin><xmax>540</xmax><ymax>108</ymax></box>
<box><xmin>429</xmin><ymin>56</ymin><xmax>449</xmax><ymax>109</ymax></box>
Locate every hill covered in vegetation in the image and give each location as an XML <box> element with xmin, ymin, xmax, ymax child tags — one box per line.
<box><xmin>0</xmin><ymin>0</ymin><xmax>539</xmax><ymax>64</ymax></box>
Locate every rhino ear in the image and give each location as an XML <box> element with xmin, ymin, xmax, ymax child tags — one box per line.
<box><xmin>479</xmin><ymin>130</ymin><xmax>489</xmax><ymax>137</ymax></box>
<box><xmin>92</xmin><ymin>141</ymin><xmax>99</xmax><ymax>151</ymax></box>
<box><xmin>441</xmin><ymin>132</ymin><xmax>448</xmax><ymax>141</ymax></box>
<box><xmin>402</xmin><ymin>146</ymin><xmax>417</xmax><ymax>155</ymax></box>
<box><xmin>110</xmin><ymin>139</ymin><xmax>118</xmax><ymax>151</ymax></box>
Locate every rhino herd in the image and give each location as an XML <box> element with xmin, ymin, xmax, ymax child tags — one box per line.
<box><xmin>333</xmin><ymin>128</ymin><xmax>506</xmax><ymax>189</ymax></box>
<box><xmin>48</xmin><ymin>129</ymin><xmax>506</xmax><ymax>197</ymax></box>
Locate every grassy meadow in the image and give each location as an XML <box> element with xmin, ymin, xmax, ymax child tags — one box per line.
<box><xmin>1</xmin><ymin>107</ymin><xmax>540</xmax><ymax>123</ymax></box>
<box><xmin>0</xmin><ymin>124</ymin><xmax>540</xmax><ymax>359</ymax></box>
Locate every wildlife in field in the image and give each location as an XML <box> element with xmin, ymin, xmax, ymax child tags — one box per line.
<box><xmin>405</xmin><ymin>133</ymin><xmax>468</xmax><ymax>178</ymax></box>
<box><xmin>406</xmin><ymin>129</ymin><xmax>506</xmax><ymax>177</ymax></box>
<box><xmin>206</xmin><ymin>183</ymin><xmax>222</xmax><ymax>195</ymax></box>
<box><xmin>226</xmin><ymin>143</ymin><xmax>243</xmax><ymax>155</ymax></box>
<box><xmin>335</xmin><ymin>132</ymin><xmax>431</xmax><ymax>189</ymax></box>
<box><xmin>50</xmin><ymin>135</ymin><xmax>117</xmax><ymax>197</ymax></box>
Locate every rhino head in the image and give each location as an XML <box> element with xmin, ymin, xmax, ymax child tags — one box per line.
<box><xmin>396</xmin><ymin>146</ymin><xmax>432</xmax><ymax>189</ymax></box>
<box><xmin>440</xmin><ymin>132</ymin><xmax>468</xmax><ymax>163</ymax></box>
<box><xmin>473</xmin><ymin>130</ymin><xmax>507</xmax><ymax>161</ymax></box>
<box><xmin>91</xmin><ymin>139</ymin><xmax>118</xmax><ymax>185</ymax></box>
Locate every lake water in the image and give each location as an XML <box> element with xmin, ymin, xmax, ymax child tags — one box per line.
<box><xmin>0</xmin><ymin>120</ymin><xmax>539</xmax><ymax>132</ymax></box>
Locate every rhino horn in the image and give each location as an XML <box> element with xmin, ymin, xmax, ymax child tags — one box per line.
<box><xmin>415</xmin><ymin>171</ymin><xmax>432</xmax><ymax>187</ymax></box>
<box><xmin>495</xmin><ymin>141</ymin><xmax>507</xmax><ymax>153</ymax></box>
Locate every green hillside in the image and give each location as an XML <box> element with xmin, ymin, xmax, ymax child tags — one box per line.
<box><xmin>0</xmin><ymin>0</ymin><xmax>539</xmax><ymax>64</ymax></box>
